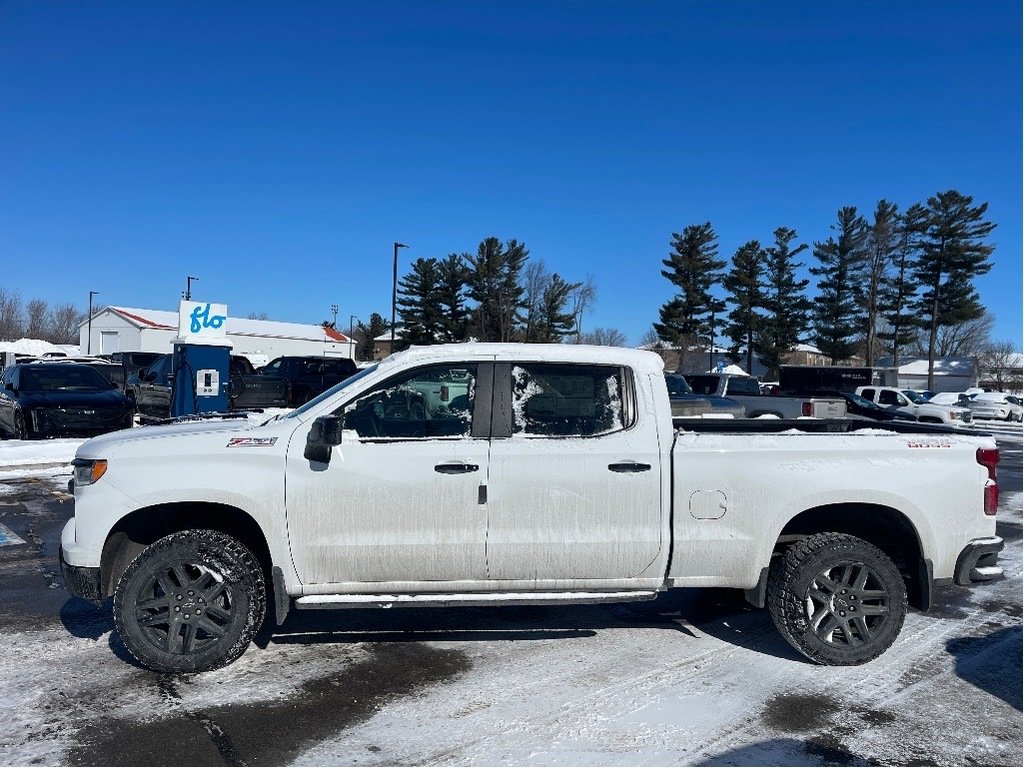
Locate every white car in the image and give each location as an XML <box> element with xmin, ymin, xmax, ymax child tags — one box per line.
<box><xmin>967</xmin><ymin>392</ymin><xmax>1024</xmax><ymax>422</ymax></box>
<box><xmin>928</xmin><ymin>392</ymin><xmax>974</xmax><ymax>408</ymax></box>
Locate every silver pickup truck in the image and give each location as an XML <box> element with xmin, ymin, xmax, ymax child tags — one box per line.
<box><xmin>684</xmin><ymin>372</ymin><xmax>848</xmax><ymax>418</ymax></box>
<box><xmin>61</xmin><ymin>344</ymin><xmax>1001</xmax><ymax>673</ymax></box>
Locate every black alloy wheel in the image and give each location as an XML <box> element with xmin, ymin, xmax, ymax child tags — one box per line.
<box><xmin>114</xmin><ymin>530</ymin><xmax>266</xmax><ymax>673</ymax></box>
<box><xmin>767</xmin><ymin>532</ymin><xmax>907</xmax><ymax>665</ymax></box>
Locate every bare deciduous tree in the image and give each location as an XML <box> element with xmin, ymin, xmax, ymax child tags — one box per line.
<box><xmin>569</xmin><ymin>275</ymin><xmax>596</xmax><ymax>343</ymax></box>
<box><xmin>977</xmin><ymin>340</ymin><xmax>1021</xmax><ymax>392</ymax></box>
<box><xmin>25</xmin><ymin>299</ymin><xmax>49</xmax><ymax>339</ymax></box>
<box><xmin>0</xmin><ymin>289</ymin><xmax>24</xmax><ymax>341</ymax></box>
<box><xmin>48</xmin><ymin>303</ymin><xmax>85</xmax><ymax>345</ymax></box>
<box><xmin>577</xmin><ymin>327</ymin><xmax>628</xmax><ymax>346</ymax></box>
<box><xmin>912</xmin><ymin>311</ymin><xmax>993</xmax><ymax>358</ymax></box>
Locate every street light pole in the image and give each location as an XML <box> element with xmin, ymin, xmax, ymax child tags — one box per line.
<box><xmin>708</xmin><ymin>309</ymin><xmax>716</xmax><ymax>371</ymax></box>
<box><xmin>349</xmin><ymin>314</ymin><xmax>357</xmax><ymax>360</ymax></box>
<box><xmin>86</xmin><ymin>291</ymin><xmax>99</xmax><ymax>354</ymax></box>
<box><xmin>331</xmin><ymin>304</ymin><xmax>339</xmax><ymax>328</ymax></box>
<box><xmin>184</xmin><ymin>275</ymin><xmax>199</xmax><ymax>301</ymax></box>
<box><xmin>391</xmin><ymin>242</ymin><xmax>408</xmax><ymax>347</ymax></box>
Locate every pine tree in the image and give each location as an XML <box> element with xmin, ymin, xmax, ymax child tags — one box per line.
<box><xmin>754</xmin><ymin>227</ymin><xmax>811</xmax><ymax>377</ymax></box>
<box><xmin>721</xmin><ymin>240</ymin><xmax>765</xmax><ymax>374</ymax></box>
<box><xmin>863</xmin><ymin>200</ymin><xmax>900</xmax><ymax>366</ymax></box>
<box><xmin>465</xmin><ymin>237</ymin><xmax>529</xmax><ymax>342</ymax></box>
<box><xmin>532</xmin><ymin>273</ymin><xmax>581</xmax><ymax>342</ymax></box>
<box><xmin>912</xmin><ymin>190</ymin><xmax>996</xmax><ymax>389</ymax></box>
<box><xmin>356</xmin><ymin>312</ymin><xmax>389</xmax><ymax>360</ymax></box>
<box><xmin>810</xmin><ymin>206</ymin><xmax>869</xmax><ymax>364</ymax></box>
<box><xmin>653</xmin><ymin>223</ymin><xmax>727</xmax><ymax>346</ymax></box>
<box><xmin>878</xmin><ymin>204</ymin><xmax>926</xmax><ymax>365</ymax></box>
<box><xmin>436</xmin><ymin>253</ymin><xmax>470</xmax><ymax>342</ymax></box>
<box><xmin>396</xmin><ymin>257</ymin><xmax>444</xmax><ymax>346</ymax></box>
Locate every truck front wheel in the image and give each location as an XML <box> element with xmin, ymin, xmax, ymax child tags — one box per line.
<box><xmin>767</xmin><ymin>532</ymin><xmax>907</xmax><ymax>665</ymax></box>
<box><xmin>113</xmin><ymin>530</ymin><xmax>266</xmax><ymax>673</ymax></box>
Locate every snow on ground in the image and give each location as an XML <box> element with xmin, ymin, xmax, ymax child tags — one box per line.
<box><xmin>0</xmin><ymin>438</ymin><xmax>84</xmax><ymax>468</ymax></box>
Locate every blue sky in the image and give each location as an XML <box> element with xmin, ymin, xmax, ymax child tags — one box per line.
<box><xmin>1</xmin><ymin>1</ymin><xmax>1020</xmax><ymax>348</ymax></box>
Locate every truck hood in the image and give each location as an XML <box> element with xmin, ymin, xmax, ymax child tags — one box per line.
<box><xmin>76</xmin><ymin>416</ymin><xmax>271</xmax><ymax>457</ymax></box>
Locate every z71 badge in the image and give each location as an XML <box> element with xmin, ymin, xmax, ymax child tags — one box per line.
<box><xmin>227</xmin><ymin>437</ymin><xmax>278</xmax><ymax>448</ymax></box>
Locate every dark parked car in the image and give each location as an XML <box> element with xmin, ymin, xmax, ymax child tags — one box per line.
<box><xmin>0</xmin><ymin>363</ymin><xmax>133</xmax><ymax>439</ymax></box>
<box><xmin>127</xmin><ymin>354</ymin><xmax>290</xmax><ymax>422</ymax></box>
<box><xmin>259</xmin><ymin>355</ymin><xmax>358</xmax><ymax>406</ymax></box>
<box><xmin>103</xmin><ymin>351</ymin><xmax>163</xmax><ymax>391</ymax></box>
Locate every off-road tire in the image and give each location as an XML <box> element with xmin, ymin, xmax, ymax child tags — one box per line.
<box><xmin>13</xmin><ymin>410</ymin><xmax>27</xmax><ymax>439</ymax></box>
<box><xmin>767</xmin><ymin>532</ymin><xmax>907</xmax><ymax>665</ymax></box>
<box><xmin>114</xmin><ymin>529</ymin><xmax>266</xmax><ymax>673</ymax></box>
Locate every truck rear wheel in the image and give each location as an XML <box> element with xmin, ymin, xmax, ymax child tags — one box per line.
<box><xmin>113</xmin><ymin>529</ymin><xmax>266</xmax><ymax>673</ymax></box>
<box><xmin>767</xmin><ymin>532</ymin><xmax>907</xmax><ymax>665</ymax></box>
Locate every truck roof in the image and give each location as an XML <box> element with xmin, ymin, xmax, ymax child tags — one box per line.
<box><xmin>380</xmin><ymin>343</ymin><xmax>667</xmax><ymax>377</ymax></box>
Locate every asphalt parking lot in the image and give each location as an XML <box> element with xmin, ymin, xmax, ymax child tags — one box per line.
<box><xmin>0</xmin><ymin>432</ymin><xmax>1021</xmax><ymax>766</ymax></box>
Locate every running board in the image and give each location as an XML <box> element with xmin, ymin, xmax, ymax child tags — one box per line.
<box><xmin>294</xmin><ymin>590</ymin><xmax>659</xmax><ymax>610</ymax></box>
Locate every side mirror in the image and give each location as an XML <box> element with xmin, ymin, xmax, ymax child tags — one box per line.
<box><xmin>304</xmin><ymin>415</ymin><xmax>344</xmax><ymax>464</ymax></box>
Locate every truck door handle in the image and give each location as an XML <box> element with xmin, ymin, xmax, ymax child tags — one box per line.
<box><xmin>434</xmin><ymin>463</ymin><xmax>479</xmax><ymax>475</ymax></box>
<box><xmin>608</xmin><ymin>462</ymin><xmax>652</xmax><ymax>473</ymax></box>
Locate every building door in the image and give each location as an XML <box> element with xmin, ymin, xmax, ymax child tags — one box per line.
<box><xmin>100</xmin><ymin>332</ymin><xmax>119</xmax><ymax>354</ymax></box>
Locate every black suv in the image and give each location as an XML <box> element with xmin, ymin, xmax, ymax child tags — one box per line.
<box><xmin>259</xmin><ymin>356</ymin><xmax>358</xmax><ymax>405</ymax></box>
<box><xmin>104</xmin><ymin>351</ymin><xmax>163</xmax><ymax>391</ymax></box>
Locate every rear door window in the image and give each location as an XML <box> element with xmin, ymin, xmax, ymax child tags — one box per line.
<box><xmin>510</xmin><ymin>363</ymin><xmax>630</xmax><ymax>437</ymax></box>
<box><xmin>725</xmin><ymin>377</ymin><xmax>760</xmax><ymax>396</ymax></box>
<box><xmin>878</xmin><ymin>390</ymin><xmax>900</xmax><ymax>406</ymax></box>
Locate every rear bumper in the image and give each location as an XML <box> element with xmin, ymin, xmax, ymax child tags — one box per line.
<box><xmin>954</xmin><ymin>536</ymin><xmax>1004</xmax><ymax>586</ymax></box>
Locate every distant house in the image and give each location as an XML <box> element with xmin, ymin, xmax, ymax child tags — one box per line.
<box><xmin>373</xmin><ymin>328</ymin><xmax>404</xmax><ymax>360</ymax></box>
<box><xmin>783</xmin><ymin>343</ymin><xmax>833</xmax><ymax>367</ymax></box>
<box><xmin>79</xmin><ymin>306</ymin><xmax>355</xmax><ymax>361</ymax></box>
<box><xmin>875</xmin><ymin>356</ymin><xmax>979</xmax><ymax>393</ymax></box>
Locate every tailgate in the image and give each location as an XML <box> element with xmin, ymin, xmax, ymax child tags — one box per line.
<box><xmin>230</xmin><ymin>375</ymin><xmax>290</xmax><ymax>408</ymax></box>
<box><xmin>811</xmin><ymin>398</ymin><xmax>847</xmax><ymax>418</ymax></box>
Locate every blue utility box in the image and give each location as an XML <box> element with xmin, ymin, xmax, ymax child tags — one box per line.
<box><xmin>171</xmin><ymin>341</ymin><xmax>231</xmax><ymax>417</ymax></box>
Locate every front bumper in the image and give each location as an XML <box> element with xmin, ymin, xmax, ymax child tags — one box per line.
<box><xmin>29</xmin><ymin>407</ymin><xmax>133</xmax><ymax>438</ymax></box>
<box><xmin>954</xmin><ymin>536</ymin><xmax>1004</xmax><ymax>586</ymax></box>
<box><xmin>59</xmin><ymin>545</ymin><xmax>103</xmax><ymax>601</ymax></box>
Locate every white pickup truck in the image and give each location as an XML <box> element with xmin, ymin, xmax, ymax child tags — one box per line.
<box><xmin>60</xmin><ymin>344</ymin><xmax>1003</xmax><ymax>673</ymax></box>
<box><xmin>855</xmin><ymin>385</ymin><xmax>973</xmax><ymax>425</ymax></box>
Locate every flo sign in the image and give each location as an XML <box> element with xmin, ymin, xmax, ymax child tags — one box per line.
<box><xmin>178</xmin><ymin>300</ymin><xmax>229</xmax><ymax>341</ymax></box>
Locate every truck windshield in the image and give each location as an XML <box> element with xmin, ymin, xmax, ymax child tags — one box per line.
<box><xmin>902</xmin><ymin>390</ymin><xmax>928</xmax><ymax>405</ymax></box>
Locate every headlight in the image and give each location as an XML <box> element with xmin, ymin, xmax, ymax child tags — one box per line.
<box><xmin>72</xmin><ymin>458</ymin><xmax>108</xmax><ymax>486</ymax></box>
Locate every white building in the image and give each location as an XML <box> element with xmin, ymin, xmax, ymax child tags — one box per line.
<box><xmin>80</xmin><ymin>306</ymin><xmax>354</xmax><ymax>362</ymax></box>
<box><xmin>876</xmin><ymin>356</ymin><xmax>979</xmax><ymax>393</ymax></box>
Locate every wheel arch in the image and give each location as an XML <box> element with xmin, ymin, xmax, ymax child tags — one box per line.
<box><xmin>771</xmin><ymin>502</ymin><xmax>930</xmax><ymax>610</ymax></box>
<box><xmin>100</xmin><ymin>502</ymin><xmax>273</xmax><ymax>598</ymax></box>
